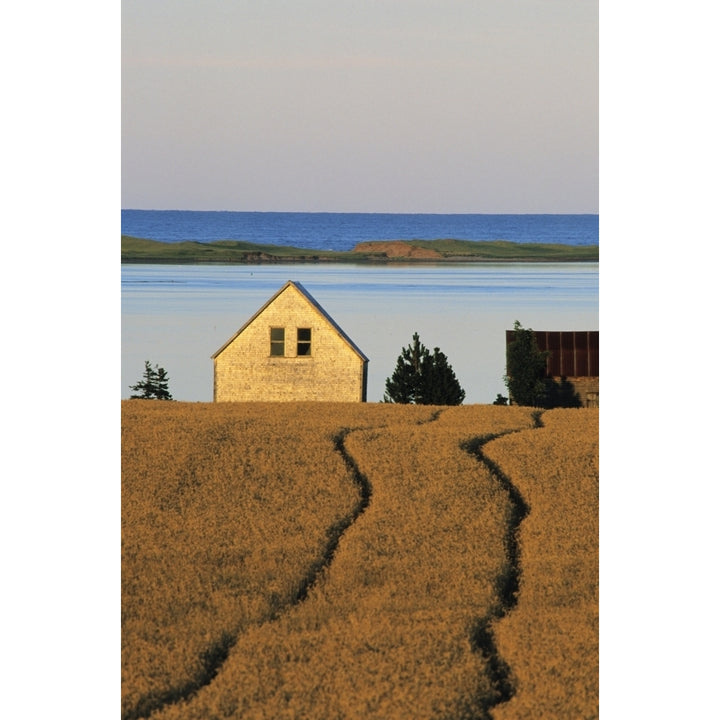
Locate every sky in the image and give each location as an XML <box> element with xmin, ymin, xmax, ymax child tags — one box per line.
<box><xmin>122</xmin><ymin>0</ymin><xmax>598</xmax><ymax>213</ymax></box>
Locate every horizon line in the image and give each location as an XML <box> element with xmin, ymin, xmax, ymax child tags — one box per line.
<box><xmin>122</xmin><ymin>208</ymin><xmax>599</xmax><ymax>216</ymax></box>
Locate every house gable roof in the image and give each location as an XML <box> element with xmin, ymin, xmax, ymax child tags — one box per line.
<box><xmin>211</xmin><ymin>280</ymin><xmax>369</xmax><ymax>362</ymax></box>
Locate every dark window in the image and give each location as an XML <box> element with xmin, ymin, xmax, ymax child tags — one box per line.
<box><xmin>297</xmin><ymin>328</ymin><xmax>312</xmax><ymax>356</ymax></box>
<box><xmin>270</xmin><ymin>327</ymin><xmax>285</xmax><ymax>356</ymax></box>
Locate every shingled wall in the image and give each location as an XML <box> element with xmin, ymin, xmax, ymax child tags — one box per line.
<box><xmin>213</xmin><ymin>283</ymin><xmax>368</xmax><ymax>402</ymax></box>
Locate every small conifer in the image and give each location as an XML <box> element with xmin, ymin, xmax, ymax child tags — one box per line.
<box><xmin>384</xmin><ymin>333</ymin><xmax>465</xmax><ymax>405</ymax></box>
<box><xmin>130</xmin><ymin>360</ymin><xmax>174</xmax><ymax>400</ymax></box>
<box><xmin>504</xmin><ymin>322</ymin><xmax>582</xmax><ymax>407</ymax></box>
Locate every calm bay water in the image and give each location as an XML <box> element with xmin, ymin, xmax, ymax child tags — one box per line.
<box><xmin>121</xmin><ymin>210</ymin><xmax>598</xmax><ymax>251</ymax></box>
<box><xmin>121</xmin><ymin>263</ymin><xmax>599</xmax><ymax>404</ymax></box>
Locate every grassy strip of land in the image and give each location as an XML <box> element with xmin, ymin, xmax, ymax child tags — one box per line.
<box><xmin>121</xmin><ymin>235</ymin><xmax>599</xmax><ymax>264</ymax></box>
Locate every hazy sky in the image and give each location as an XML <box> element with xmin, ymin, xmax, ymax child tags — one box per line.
<box><xmin>122</xmin><ymin>0</ymin><xmax>597</xmax><ymax>213</ymax></box>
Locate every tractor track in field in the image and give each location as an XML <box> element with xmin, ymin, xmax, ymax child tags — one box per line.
<box><xmin>329</xmin><ymin>408</ymin><xmax>541</xmax><ymax>719</ymax></box>
<box><xmin>125</xmin><ymin>413</ymin><xmax>438</xmax><ymax>720</ymax></box>
<box><xmin>459</xmin><ymin>410</ymin><xmax>543</xmax><ymax>718</ymax></box>
<box><xmin>125</xmin><ymin>408</ymin><xmax>539</xmax><ymax>720</ymax></box>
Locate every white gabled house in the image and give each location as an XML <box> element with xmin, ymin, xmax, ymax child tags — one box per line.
<box><xmin>212</xmin><ymin>281</ymin><xmax>368</xmax><ymax>402</ymax></box>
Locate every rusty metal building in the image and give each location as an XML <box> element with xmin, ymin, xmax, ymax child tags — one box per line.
<box><xmin>506</xmin><ymin>330</ymin><xmax>599</xmax><ymax>407</ymax></box>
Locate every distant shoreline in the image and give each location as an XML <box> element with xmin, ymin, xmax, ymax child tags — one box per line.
<box><xmin>121</xmin><ymin>236</ymin><xmax>599</xmax><ymax>264</ymax></box>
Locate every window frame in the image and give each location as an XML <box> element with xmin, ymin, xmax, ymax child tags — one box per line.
<box><xmin>270</xmin><ymin>327</ymin><xmax>285</xmax><ymax>357</ymax></box>
<box><xmin>296</xmin><ymin>327</ymin><xmax>312</xmax><ymax>357</ymax></box>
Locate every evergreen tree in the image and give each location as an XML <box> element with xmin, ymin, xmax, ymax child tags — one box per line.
<box><xmin>384</xmin><ymin>332</ymin><xmax>465</xmax><ymax>405</ymax></box>
<box><xmin>504</xmin><ymin>322</ymin><xmax>582</xmax><ymax>408</ymax></box>
<box><xmin>503</xmin><ymin>321</ymin><xmax>549</xmax><ymax>406</ymax></box>
<box><xmin>383</xmin><ymin>332</ymin><xmax>426</xmax><ymax>403</ymax></box>
<box><xmin>153</xmin><ymin>365</ymin><xmax>173</xmax><ymax>400</ymax></box>
<box><xmin>129</xmin><ymin>360</ymin><xmax>156</xmax><ymax>399</ymax></box>
<box><xmin>129</xmin><ymin>361</ymin><xmax>173</xmax><ymax>400</ymax></box>
<box><xmin>422</xmin><ymin>347</ymin><xmax>466</xmax><ymax>405</ymax></box>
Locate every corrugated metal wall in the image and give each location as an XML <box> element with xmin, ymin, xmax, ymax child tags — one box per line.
<box><xmin>506</xmin><ymin>330</ymin><xmax>599</xmax><ymax>377</ymax></box>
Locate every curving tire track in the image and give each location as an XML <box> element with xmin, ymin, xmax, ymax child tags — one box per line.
<box><xmin>290</xmin><ymin>428</ymin><xmax>373</xmax><ymax>606</ymax></box>
<box><xmin>125</xmin><ymin>419</ymin><xmax>392</xmax><ymax>720</ymax></box>
<box><xmin>459</xmin><ymin>410</ymin><xmax>543</xmax><ymax>717</ymax></box>
<box><xmin>126</xmin><ymin>408</ymin><xmax>538</xmax><ymax>720</ymax></box>
<box><xmin>292</xmin><ymin>406</ymin><xmax>447</xmax><ymax>607</ymax></box>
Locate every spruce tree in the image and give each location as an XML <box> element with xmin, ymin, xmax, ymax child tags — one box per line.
<box><xmin>504</xmin><ymin>321</ymin><xmax>549</xmax><ymax>406</ymax></box>
<box><xmin>129</xmin><ymin>360</ymin><xmax>157</xmax><ymax>399</ymax></box>
<box><xmin>129</xmin><ymin>361</ymin><xmax>173</xmax><ymax>400</ymax></box>
<box><xmin>422</xmin><ymin>347</ymin><xmax>466</xmax><ymax>405</ymax></box>
<box><xmin>153</xmin><ymin>365</ymin><xmax>173</xmax><ymax>400</ymax></box>
<box><xmin>504</xmin><ymin>322</ymin><xmax>584</xmax><ymax>408</ymax></box>
<box><xmin>384</xmin><ymin>332</ymin><xmax>465</xmax><ymax>405</ymax></box>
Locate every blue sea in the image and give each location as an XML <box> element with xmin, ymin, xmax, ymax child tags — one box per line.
<box><xmin>121</xmin><ymin>210</ymin><xmax>598</xmax><ymax>252</ymax></box>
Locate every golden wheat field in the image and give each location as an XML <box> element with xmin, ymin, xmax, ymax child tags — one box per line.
<box><xmin>122</xmin><ymin>400</ymin><xmax>598</xmax><ymax>720</ymax></box>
